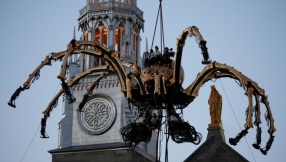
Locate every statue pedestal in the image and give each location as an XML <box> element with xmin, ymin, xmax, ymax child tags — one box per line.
<box><xmin>207</xmin><ymin>124</ymin><xmax>225</xmax><ymax>142</ymax></box>
<box><xmin>208</xmin><ymin>123</ymin><xmax>222</xmax><ymax>128</ymax></box>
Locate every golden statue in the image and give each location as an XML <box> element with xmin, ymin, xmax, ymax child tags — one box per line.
<box><xmin>208</xmin><ymin>85</ymin><xmax>222</xmax><ymax>127</ymax></box>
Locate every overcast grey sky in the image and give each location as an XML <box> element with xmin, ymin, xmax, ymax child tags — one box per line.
<box><xmin>0</xmin><ymin>1</ymin><xmax>286</xmax><ymax>162</ymax></box>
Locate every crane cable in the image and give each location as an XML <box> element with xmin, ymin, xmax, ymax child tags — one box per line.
<box><xmin>151</xmin><ymin>1</ymin><xmax>167</xmax><ymax>161</ymax></box>
<box><xmin>151</xmin><ymin>0</ymin><xmax>165</xmax><ymax>53</ymax></box>
<box><xmin>218</xmin><ymin>79</ymin><xmax>257</xmax><ymax>162</ymax></box>
<box><xmin>20</xmin><ymin>82</ymin><xmax>61</xmax><ymax>162</ymax></box>
<box><xmin>19</xmin><ymin>125</ymin><xmax>40</xmax><ymax>162</ymax></box>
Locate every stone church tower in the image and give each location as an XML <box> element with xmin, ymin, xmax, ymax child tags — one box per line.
<box><xmin>49</xmin><ymin>1</ymin><xmax>157</xmax><ymax>161</ymax></box>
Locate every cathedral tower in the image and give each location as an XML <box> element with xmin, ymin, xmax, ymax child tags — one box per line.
<box><xmin>49</xmin><ymin>1</ymin><xmax>156</xmax><ymax>161</ymax></box>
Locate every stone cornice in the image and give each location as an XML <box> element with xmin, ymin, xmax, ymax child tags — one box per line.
<box><xmin>78</xmin><ymin>2</ymin><xmax>144</xmax><ymax>27</ymax></box>
<box><xmin>72</xmin><ymin>73</ymin><xmax>120</xmax><ymax>91</ymax></box>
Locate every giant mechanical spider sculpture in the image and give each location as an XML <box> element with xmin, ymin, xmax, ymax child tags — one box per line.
<box><xmin>8</xmin><ymin>26</ymin><xmax>276</xmax><ymax>155</ymax></box>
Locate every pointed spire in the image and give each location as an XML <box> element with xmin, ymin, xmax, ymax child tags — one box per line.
<box><xmin>73</xmin><ymin>26</ymin><xmax>76</xmax><ymax>39</ymax></box>
<box><xmin>145</xmin><ymin>37</ymin><xmax>148</xmax><ymax>52</ymax></box>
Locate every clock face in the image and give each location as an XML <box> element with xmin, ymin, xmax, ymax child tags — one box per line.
<box><xmin>78</xmin><ymin>94</ymin><xmax>116</xmax><ymax>135</ymax></box>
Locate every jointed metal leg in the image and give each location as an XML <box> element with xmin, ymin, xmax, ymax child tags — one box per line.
<box><xmin>229</xmin><ymin>127</ymin><xmax>249</xmax><ymax>146</ymax></box>
<box><xmin>8</xmin><ymin>86</ymin><xmax>26</xmax><ymax>108</ymax></box>
<box><xmin>252</xmin><ymin>125</ymin><xmax>262</xmax><ymax>149</ymax></box>
<box><xmin>40</xmin><ymin>115</ymin><xmax>49</xmax><ymax>138</ymax></box>
<box><xmin>260</xmin><ymin>133</ymin><xmax>275</xmax><ymax>155</ymax></box>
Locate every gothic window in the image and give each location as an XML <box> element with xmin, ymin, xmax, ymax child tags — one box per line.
<box><xmin>94</xmin><ymin>27</ymin><xmax>100</xmax><ymax>67</ymax></box>
<box><xmin>102</xmin><ymin>27</ymin><xmax>108</xmax><ymax>65</ymax></box>
<box><xmin>114</xmin><ymin>21</ymin><xmax>126</xmax><ymax>57</ymax></box>
<box><xmin>125</xmin><ymin>42</ymin><xmax>129</xmax><ymax>57</ymax></box>
<box><xmin>122</xmin><ymin>27</ymin><xmax>130</xmax><ymax>57</ymax></box>
<box><xmin>133</xmin><ymin>26</ymin><xmax>139</xmax><ymax>62</ymax></box>
<box><xmin>83</xmin><ymin>26</ymin><xmax>89</xmax><ymax>41</ymax></box>
<box><xmin>114</xmin><ymin>27</ymin><xmax>121</xmax><ymax>53</ymax></box>
<box><xmin>94</xmin><ymin>28</ymin><xmax>100</xmax><ymax>43</ymax></box>
<box><xmin>93</xmin><ymin>22</ymin><xmax>108</xmax><ymax>67</ymax></box>
<box><xmin>130</xmin><ymin>0</ymin><xmax>135</xmax><ymax>4</ymax></box>
<box><xmin>133</xmin><ymin>32</ymin><xmax>138</xmax><ymax>61</ymax></box>
<box><xmin>87</xmin><ymin>0</ymin><xmax>93</xmax><ymax>4</ymax></box>
<box><xmin>102</xmin><ymin>26</ymin><xmax>108</xmax><ymax>47</ymax></box>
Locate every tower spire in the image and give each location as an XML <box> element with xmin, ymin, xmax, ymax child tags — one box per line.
<box><xmin>73</xmin><ymin>26</ymin><xmax>76</xmax><ymax>40</ymax></box>
<box><xmin>145</xmin><ymin>37</ymin><xmax>148</xmax><ymax>52</ymax></box>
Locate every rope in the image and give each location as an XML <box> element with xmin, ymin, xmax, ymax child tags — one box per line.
<box><xmin>19</xmin><ymin>82</ymin><xmax>61</xmax><ymax>162</ymax></box>
<box><xmin>160</xmin><ymin>1</ymin><xmax>165</xmax><ymax>51</ymax></box>
<box><xmin>151</xmin><ymin>2</ymin><xmax>161</xmax><ymax>50</ymax></box>
<box><xmin>20</xmin><ymin>125</ymin><xmax>40</xmax><ymax>162</ymax></box>
<box><xmin>218</xmin><ymin>79</ymin><xmax>257</xmax><ymax>162</ymax></box>
<box><xmin>151</xmin><ymin>0</ymin><xmax>165</xmax><ymax>53</ymax></box>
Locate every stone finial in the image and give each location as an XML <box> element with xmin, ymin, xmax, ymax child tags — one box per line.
<box><xmin>208</xmin><ymin>85</ymin><xmax>223</xmax><ymax>128</ymax></box>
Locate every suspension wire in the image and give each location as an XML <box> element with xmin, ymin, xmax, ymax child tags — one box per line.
<box><xmin>20</xmin><ymin>82</ymin><xmax>61</xmax><ymax>162</ymax></box>
<box><xmin>151</xmin><ymin>1</ymin><xmax>161</xmax><ymax>50</ymax></box>
<box><xmin>152</xmin><ymin>2</ymin><xmax>166</xmax><ymax>161</ymax></box>
<box><xmin>159</xmin><ymin>0</ymin><xmax>165</xmax><ymax>53</ymax></box>
<box><xmin>151</xmin><ymin>0</ymin><xmax>165</xmax><ymax>54</ymax></box>
<box><xmin>20</xmin><ymin>125</ymin><xmax>40</xmax><ymax>162</ymax></box>
<box><xmin>218</xmin><ymin>79</ymin><xmax>257</xmax><ymax>162</ymax></box>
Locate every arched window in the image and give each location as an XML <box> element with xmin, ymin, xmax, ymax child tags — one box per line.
<box><xmin>115</xmin><ymin>21</ymin><xmax>131</xmax><ymax>59</ymax></box>
<box><xmin>94</xmin><ymin>28</ymin><xmax>100</xmax><ymax>43</ymax></box>
<box><xmin>93</xmin><ymin>22</ymin><xmax>108</xmax><ymax>67</ymax></box>
<box><xmin>83</xmin><ymin>26</ymin><xmax>89</xmax><ymax>41</ymax></box>
<box><xmin>94</xmin><ymin>28</ymin><xmax>100</xmax><ymax>67</ymax></box>
<box><xmin>102</xmin><ymin>26</ymin><xmax>108</xmax><ymax>47</ymax></box>
<box><xmin>101</xmin><ymin>26</ymin><xmax>108</xmax><ymax>65</ymax></box>
<box><xmin>133</xmin><ymin>25</ymin><xmax>139</xmax><ymax>63</ymax></box>
<box><xmin>122</xmin><ymin>27</ymin><xmax>130</xmax><ymax>57</ymax></box>
<box><xmin>133</xmin><ymin>32</ymin><xmax>138</xmax><ymax>62</ymax></box>
<box><xmin>114</xmin><ymin>27</ymin><xmax>121</xmax><ymax>53</ymax></box>
<box><xmin>87</xmin><ymin>0</ymin><xmax>93</xmax><ymax>4</ymax></box>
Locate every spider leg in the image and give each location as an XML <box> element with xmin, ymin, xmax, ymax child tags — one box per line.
<box><xmin>171</xmin><ymin>26</ymin><xmax>210</xmax><ymax>92</ymax></box>
<box><xmin>181</xmin><ymin>61</ymin><xmax>276</xmax><ymax>153</ymax></box>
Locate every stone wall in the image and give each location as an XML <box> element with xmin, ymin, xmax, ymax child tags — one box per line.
<box><xmin>51</xmin><ymin>149</ymin><xmax>154</xmax><ymax>162</ymax></box>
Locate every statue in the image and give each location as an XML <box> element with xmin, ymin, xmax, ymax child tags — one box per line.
<box><xmin>208</xmin><ymin>85</ymin><xmax>222</xmax><ymax>127</ymax></box>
